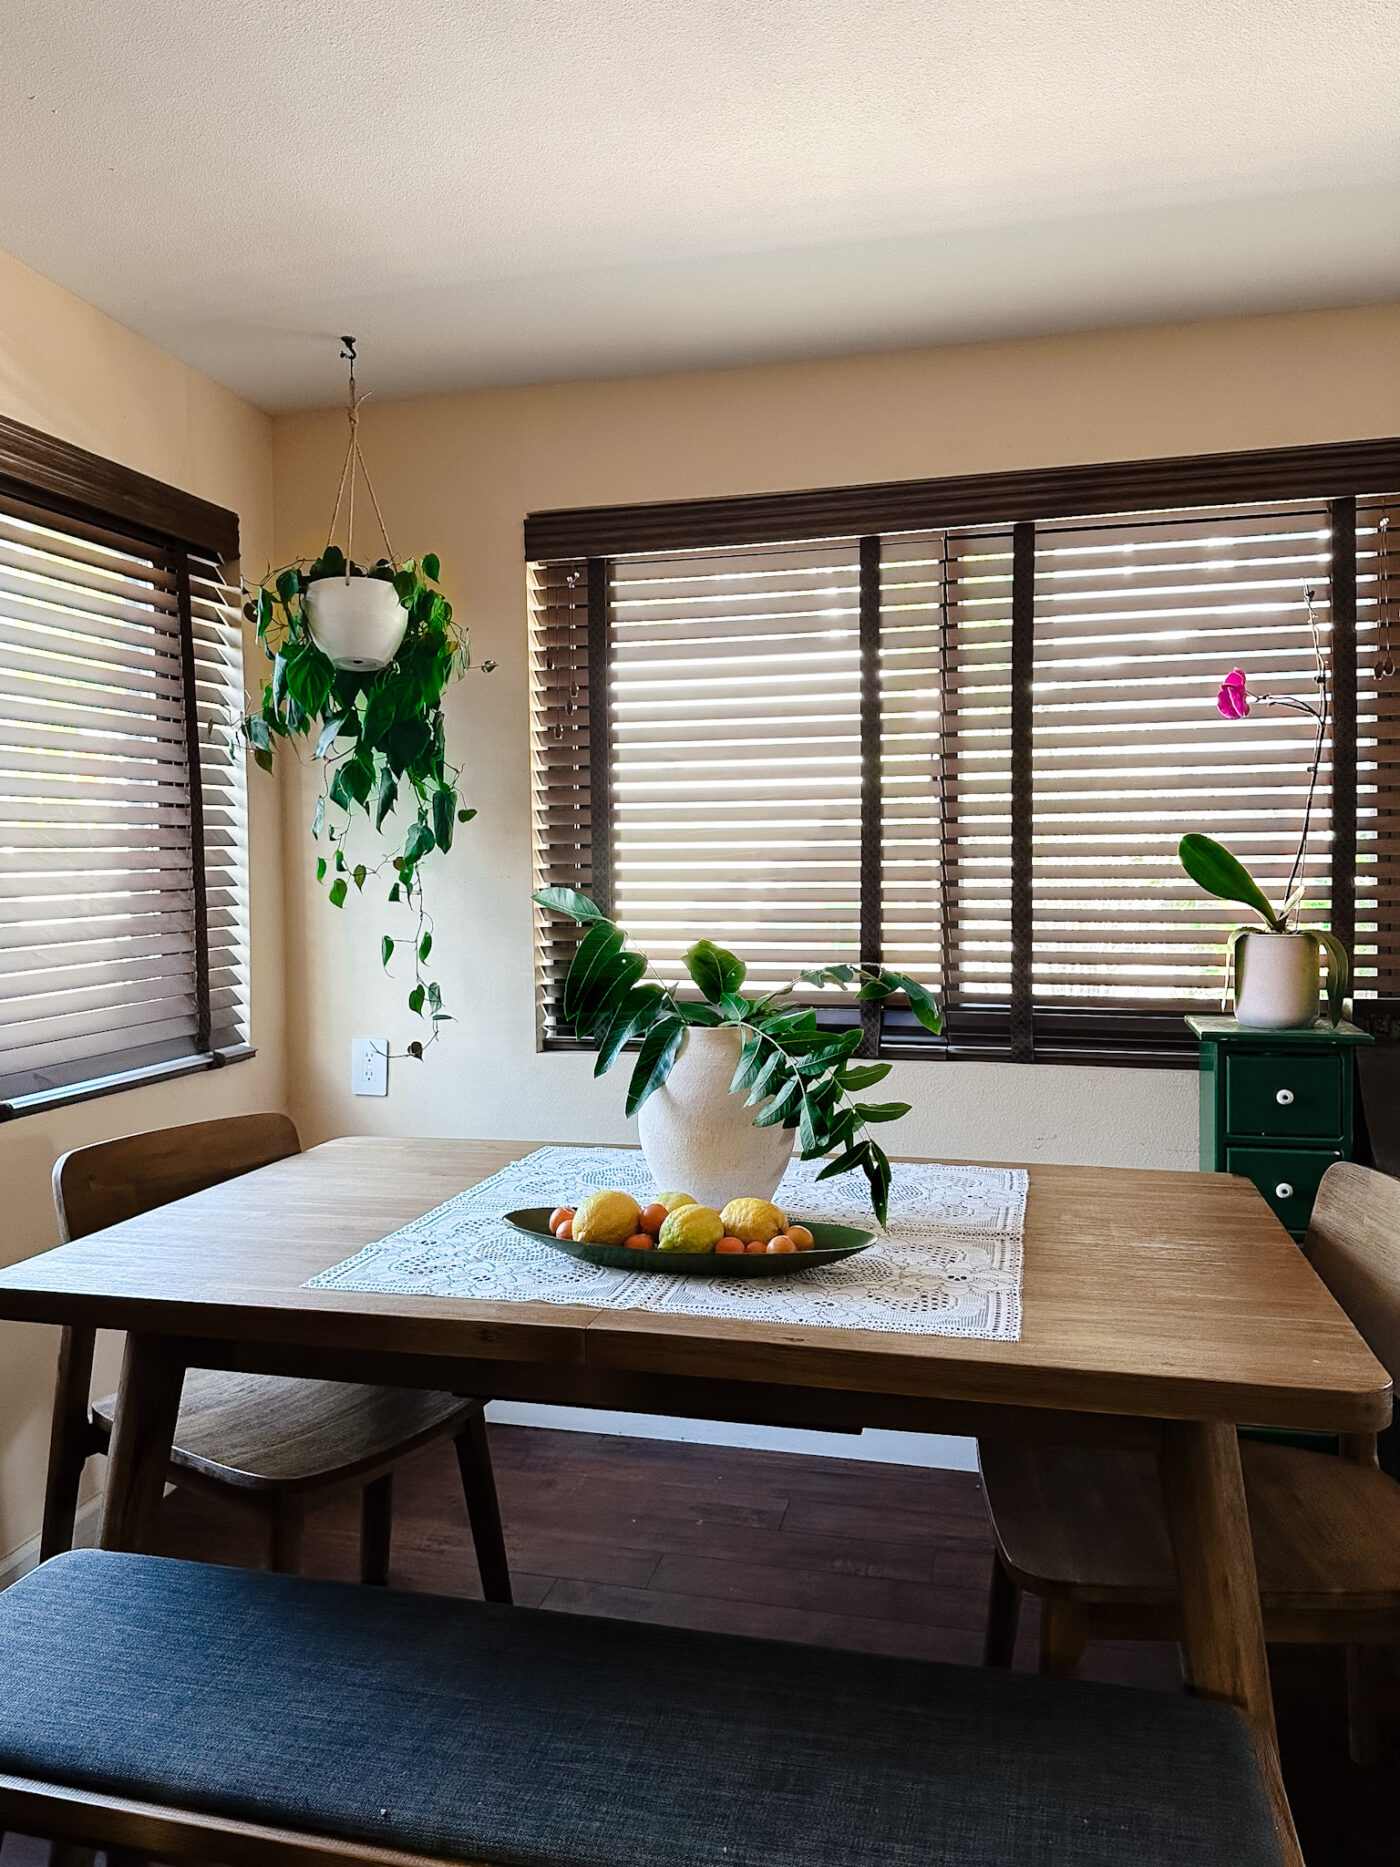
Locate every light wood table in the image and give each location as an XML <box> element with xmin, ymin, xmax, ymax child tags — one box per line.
<box><xmin>0</xmin><ymin>1138</ymin><xmax>1391</xmax><ymax>1867</ymax></box>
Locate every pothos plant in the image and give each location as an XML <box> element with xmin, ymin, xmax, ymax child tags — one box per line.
<box><xmin>534</xmin><ymin>886</ymin><xmax>942</xmax><ymax>1224</ymax></box>
<box><xmin>243</xmin><ymin>545</ymin><xmax>494</xmax><ymax>1052</ymax></box>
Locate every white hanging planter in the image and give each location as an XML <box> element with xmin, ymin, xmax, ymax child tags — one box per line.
<box><xmin>304</xmin><ymin>576</ymin><xmax>408</xmax><ymax>672</ymax></box>
<box><xmin>636</xmin><ymin>1025</ymin><xmax>795</xmax><ymax>1210</ymax></box>
<box><xmin>1234</xmin><ymin>930</ymin><xmax>1320</xmax><ymax>1030</ymax></box>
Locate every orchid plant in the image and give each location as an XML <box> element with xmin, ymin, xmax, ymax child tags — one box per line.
<box><xmin>1178</xmin><ymin>586</ymin><xmax>1349</xmax><ymax>1021</ymax></box>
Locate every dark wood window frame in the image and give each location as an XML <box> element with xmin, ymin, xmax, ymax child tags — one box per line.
<box><xmin>0</xmin><ymin>412</ymin><xmax>252</xmax><ymax>1119</ymax></box>
<box><xmin>529</xmin><ymin>437</ymin><xmax>1400</xmax><ymax>1071</ymax></box>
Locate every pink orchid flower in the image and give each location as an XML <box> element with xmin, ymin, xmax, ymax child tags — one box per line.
<box><xmin>1217</xmin><ymin>669</ymin><xmax>1250</xmax><ymax>719</ymax></box>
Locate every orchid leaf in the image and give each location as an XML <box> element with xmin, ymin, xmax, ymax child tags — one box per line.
<box><xmin>1179</xmin><ymin>833</ymin><xmax>1282</xmax><ymax>930</ymax></box>
<box><xmin>1315</xmin><ymin>930</ymin><xmax>1351</xmax><ymax>1027</ymax></box>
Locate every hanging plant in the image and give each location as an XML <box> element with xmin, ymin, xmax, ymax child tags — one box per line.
<box><xmin>241</xmin><ymin>340</ymin><xmax>494</xmax><ymax>1054</ymax></box>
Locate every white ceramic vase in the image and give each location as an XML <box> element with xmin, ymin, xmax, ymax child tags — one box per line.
<box><xmin>635</xmin><ymin>1024</ymin><xmax>796</xmax><ymax>1211</ymax></box>
<box><xmin>304</xmin><ymin>576</ymin><xmax>408</xmax><ymax>671</ymax></box>
<box><xmin>1234</xmin><ymin>930</ymin><xmax>1319</xmax><ymax>1030</ymax></box>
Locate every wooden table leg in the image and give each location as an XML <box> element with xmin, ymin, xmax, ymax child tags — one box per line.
<box><xmin>98</xmin><ymin>1334</ymin><xmax>186</xmax><ymax>1554</ymax></box>
<box><xmin>40</xmin><ymin>1323</ymin><xmax>97</xmax><ymax>1561</ymax></box>
<box><xmin>1158</xmin><ymin>1419</ymin><xmax>1302</xmax><ymax>1867</ymax></box>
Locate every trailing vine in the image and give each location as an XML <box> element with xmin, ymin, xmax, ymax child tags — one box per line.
<box><xmin>242</xmin><ymin>546</ymin><xmax>493</xmax><ymax>1053</ymax></box>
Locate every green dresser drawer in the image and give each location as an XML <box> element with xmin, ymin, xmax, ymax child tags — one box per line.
<box><xmin>1224</xmin><ymin>1052</ymin><xmax>1344</xmax><ymax>1140</ymax></box>
<box><xmin>1226</xmin><ymin>1145</ymin><xmax>1342</xmax><ymax>1234</ymax></box>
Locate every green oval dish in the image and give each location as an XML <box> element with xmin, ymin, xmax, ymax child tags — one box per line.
<box><xmin>503</xmin><ymin>1209</ymin><xmax>874</xmax><ymax>1277</ymax></box>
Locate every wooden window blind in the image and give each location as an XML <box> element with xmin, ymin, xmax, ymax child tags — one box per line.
<box><xmin>0</xmin><ymin>415</ymin><xmax>247</xmax><ymax>1112</ymax></box>
<box><xmin>529</xmin><ymin>439</ymin><xmax>1400</xmax><ymax>1066</ymax></box>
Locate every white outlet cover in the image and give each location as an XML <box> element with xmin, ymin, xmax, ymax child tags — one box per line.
<box><xmin>352</xmin><ymin>1037</ymin><xmax>389</xmax><ymax>1097</ymax></box>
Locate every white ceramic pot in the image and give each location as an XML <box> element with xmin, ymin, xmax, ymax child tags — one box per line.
<box><xmin>1234</xmin><ymin>930</ymin><xmax>1319</xmax><ymax>1030</ymax></box>
<box><xmin>635</xmin><ymin>1024</ymin><xmax>796</xmax><ymax>1211</ymax></box>
<box><xmin>304</xmin><ymin>576</ymin><xmax>408</xmax><ymax>671</ymax></box>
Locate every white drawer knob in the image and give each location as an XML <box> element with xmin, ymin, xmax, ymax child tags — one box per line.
<box><xmin>1275</xmin><ymin>1182</ymin><xmax>1294</xmax><ymax>1201</ymax></box>
<box><xmin>1275</xmin><ymin>1088</ymin><xmax>1295</xmax><ymax>1106</ymax></box>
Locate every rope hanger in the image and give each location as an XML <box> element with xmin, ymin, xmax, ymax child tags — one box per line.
<box><xmin>324</xmin><ymin>336</ymin><xmax>397</xmax><ymax>574</ymax></box>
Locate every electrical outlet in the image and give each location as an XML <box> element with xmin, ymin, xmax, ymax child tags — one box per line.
<box><xmin>351</xmin><ymin>1037</ymin><xmax>389</xmax><ymax>1097</ymax></box>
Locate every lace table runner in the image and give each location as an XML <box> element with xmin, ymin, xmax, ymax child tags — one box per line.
<box><xmin>307</xmin><ymin>1146</ymin><xmax>1026</xmax><ymax>1340</ymax></box>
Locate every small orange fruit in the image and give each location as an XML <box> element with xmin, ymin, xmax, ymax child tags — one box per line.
<box><xmin>744</xmin><ymin>1240</ymin><xmax>768</xmax><ymax>1255</ymax></box>
<box><xmin>787</xmin><ymin>1225</ymin><xmax>815</xmax><ymax>1250</ymax></box>
<box><xmin>715</xmin><ymin>1236</ymin><xmax>745</xmax><ymax>1254</ymax></box>
<box><xmin>766</xmin><ymin>1236</ymin><xmax>798</xmax><ymax>1253</ymax></box>
<box><xmin>639</xmin><ymin>1202</ymin><xmax>668</xmax><ymax>1236</ymax></box>
<box><xmin>555</xmin><ymin>1219</ymin><xmax>574</xmax><ymax>1239</ymax></box>
<box><xmin>549</xmin><ymin>1207</ymin><xmax>575</xmax><ymax>1231</ymax></box>
<box><xmin>623</xmin><ymin>1232</ymin><xmax>655</xmax><ymax>1251</ymax></box>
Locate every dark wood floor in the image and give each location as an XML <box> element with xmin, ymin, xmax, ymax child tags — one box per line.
<box><xmin>4</xmin><ymin>1425</ymin><xmax>1396</xmax><ymax>1866</ymax></box>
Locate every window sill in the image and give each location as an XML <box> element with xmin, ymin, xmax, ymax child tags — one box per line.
<box><xmin>0</xmin><ymin>1044</ymin><xmax>257</xmax><ymax>1122</ymax></box>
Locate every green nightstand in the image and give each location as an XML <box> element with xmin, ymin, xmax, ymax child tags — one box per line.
<box><xmin>1188</xmin><ymin>1015</ymin><xmax>1373</xmax><ymax>1241</ymax></box>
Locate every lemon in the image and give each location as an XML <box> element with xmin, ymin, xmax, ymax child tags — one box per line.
<box><xmin>657</xmin><ymin>1204</ymin><xmax>724</xmax><ymax>1253</ymax></box>
<box><xmin>572</xmin><ymin>1189</ymin><xmax>642</xmax><ymax>1245</ymax></box>
<box><xmin>719</xmin><ymin>1198</ymin><xmax>788</xmax><ymax>1246</ymax></box>
<box><xmin>654</xmin><ymin>1190</ymin><xmax>698</xmax><ymax>1215</ymax></box>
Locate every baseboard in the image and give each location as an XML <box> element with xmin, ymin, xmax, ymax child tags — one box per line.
<box><xmin>0</xmin><ymin>1493</ymin><xmax>104</xmax><ymax>1593</ymax></box>
<box><xmin>484</xmin><ymin>1402</ymin><xmax>978</xmax><ymax>1471</ymax></box>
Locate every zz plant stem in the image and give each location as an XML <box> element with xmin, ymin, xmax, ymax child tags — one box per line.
<box><xmin>533</xmin><ymin>887</ymin><xmax>943</xmax><ymax>1224</ymax></box>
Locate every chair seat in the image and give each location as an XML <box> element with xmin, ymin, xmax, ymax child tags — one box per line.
<box><xmin>0</xmin><ymin>1550</ymin><xmax>1280</xmax><ymax>1867</ymax></box>
<box><xmin>91</xmin><ymin>1371</ymin><xmax>477</xmax><ymax>1492</ymax></box>
<box><xmin>980</xmin><ymin>1437</ymin><xmax>1400</xmax><ymax>1612</ymax></box>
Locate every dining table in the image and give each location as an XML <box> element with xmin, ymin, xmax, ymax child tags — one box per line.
<box><xmin>0</xmin><ymin>1135</ymin><xmax>1391</xmax><ymax>1867</ymax></box>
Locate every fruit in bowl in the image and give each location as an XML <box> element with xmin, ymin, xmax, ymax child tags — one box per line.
<box><xmin>658</xmin><ymin>1205</ymin><xmax>725</xmax><ymax>1253</ymax></box>
<box><xmin>571</xmin><ymin>1190</ymin><xmax>642</xmax><ymax>1245</ymax></box>
<box><xmin>540</xmin><ymin>1188</ymin><xmax>822</xmax><ymax>1257</ymax></box>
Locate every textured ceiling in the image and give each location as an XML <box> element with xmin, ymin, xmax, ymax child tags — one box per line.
<box><xmin>3</xmin><ymin>0</ymin><xmax>1398</xmax><ymax>411</ymax></box>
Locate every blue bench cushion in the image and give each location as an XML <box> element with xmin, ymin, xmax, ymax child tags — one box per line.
<box><xmin>0</xmin><ymin>1550</ymin><xmax>1280</xmax><ymax>1867</ymax></box>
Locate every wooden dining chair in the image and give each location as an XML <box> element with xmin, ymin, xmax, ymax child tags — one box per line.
<box><xmin>41</xmin><ymin>1113</ymin><xmax>513</xmax><ymax>1601</ymax></box>
<box><xmin>979</xmin><ymin>1159</ymin><xmax>1400</xmax><ymax>1765</ymax></box>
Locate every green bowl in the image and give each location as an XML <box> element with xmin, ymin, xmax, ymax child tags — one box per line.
<box><xmin>503</xmin><ymin>1209</ymin><xmax>875</xmax><ymax>1276</ymax></box>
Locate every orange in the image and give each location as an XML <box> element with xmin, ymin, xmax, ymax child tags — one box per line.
<box><xmin>715</xmin><ymin>1236</ymin><xmax>745</xmax><ymax>1255</ymax></box>
<box><xmin>787</xmin><ymin>1225</ymin><xmax>814</xmax><ymax>1250</ymax></box>
<box><xmin>638</xmin><ymin>1202</ymin><xmax>668</xmax><ymax>1236</ymax></box>
<box><xmin>623</xmin><ymin>1232</ymin><xmax>655</xmax><ymax>1251</ymax></box>
<box><xmin>766</xmin><ymin>1236</ymin><xmax>797</xmax><ymax>1254</ymax></box>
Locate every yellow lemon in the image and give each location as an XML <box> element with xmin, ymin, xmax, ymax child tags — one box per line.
<box><xmin>654</xmin><ymin>1190</ymin><xmax>698</xmax><ymax>1214</ymax></box>
<box><xmin>657</xmin><ymin>1205</ymin><xmax>725</xmax><ymax>1253</ymax></box>
<box><xmin>572</xmin><ymin>1189</ymin><xmax>642</xmax><ymax>1245</ymax></box>
<box><xmin>719</xmin><ymin>1198</ymin><xmax>788</xmax><ymax>1246</ymax></box>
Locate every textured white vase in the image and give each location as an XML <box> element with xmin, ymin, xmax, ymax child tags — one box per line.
<box><xmin>304</xmin><ymin>576</ymin><xmax>408</xmax><ymax>671</ymax></box>
<box><xmin>636</xmin><ymin>1024</ymin><xmax>796</xmax><ymax>1211</ymax></box>
<box><xmin>1234</xmin><ymin>931</ymin><xmax>1319</xmax><ymax>1030</ymax></box>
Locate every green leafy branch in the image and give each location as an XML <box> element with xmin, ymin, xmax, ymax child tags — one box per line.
<box><xmin>242</xmin><ymin>546</ymin><xmax>493</xmax><ymax>1052</ymax></box>
<box><xmin>532</xmin><ymin>888</ymin><xmax>943</xmax><ymax>1225</ymax></box>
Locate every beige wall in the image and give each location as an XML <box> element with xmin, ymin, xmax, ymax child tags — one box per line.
<box><xmin>0</xmin><ymin>248</ymin><xmax>287</xmax><ymax>1567</ymax></box>
<box><xmin>271</xmin><ymin>303</ymin><xmax>1400</xmax><ymax>1166</ymax></box>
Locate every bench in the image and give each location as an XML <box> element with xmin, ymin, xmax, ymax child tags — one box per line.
<box><xmin>0</xmin><ymin>1550</ymin><xmax>1282</xmax><ymax>1866</ymax></box>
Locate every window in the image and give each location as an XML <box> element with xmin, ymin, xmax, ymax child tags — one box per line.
<box><xmin>529</xmin><ymin>440</ymin><xmax>1400</xmax><ymax>1067</ymax></box>
<box><xmin>0</xmin><ymin>414</ymin><xmax>248</xmax><ymax>1114</ymax></box>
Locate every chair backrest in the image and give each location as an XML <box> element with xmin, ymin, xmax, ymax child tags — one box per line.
<box><xmin>52</xmin><ymin>1113</ymin><xmax>301</xmax><ymax>1243</ymax></box>
<box><xmin>1306</xmin><ymin>1161</ymin><xmax>1400</xmax><ymax>1387</ymax></box>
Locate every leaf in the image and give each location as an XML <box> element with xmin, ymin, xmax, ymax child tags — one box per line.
<box><xmin>432</xmin><ymin>786</ymin><xmax>457</xmax><ymax>852</ymax></box>
<box><xmin>245</xmin><ymin>714</ymin><xmax>273</xmax><ymax>752</ymax></box>
<box><xmin>836</xmin><ymin>1061</ymin><xmax>892</xmax><ymax>1092</ymax></box>
<box><xmin>402</xmin><ymin>819</ymin><xmax>435</xmax><ymax>865</ymax></box>
<box><xmin>408</xmin><ymin>983</ymin><xmax>426</xmax><ymax>1016</ymax></box>
<box><xmin>352</xmin><ymin>863</ymin><xmax>367</xmax><ymax>891</ymax></box>
<box><xmin>798</xmin><ymin>1091</ymin><xmax>822</xmax><ymax>1156</ymax></box>
<box><xmin>1179</xmin><ymin>833</ymin><xmax>1282</xmax><ymax>930</ymax></box>
<box><xmin>310</xmin><ymin>793</ymin><xmax>326</xmax><ymax>838</ymax></box>
<box><xmin>388</xmin><ymin>882</ymin><xmax>401</xmax><ymax>903</ymax></box>
<box><xmin>428</xmin><ymin>982</ymin><xmax>443</xmax><ymax>1013</ymax></box>
<box><xmin>423</xmin><ymin>552</ymin><xmax>440</xmax><ymax>582</ymax></box>
<box><xmin>335</xmin><ymin>850</ymin><xmax>346</xmax><ymax>872</ymax></box>
<box><xmin>316</xmin><ymin>856</ymin><xmax>327</xmax><ymax>882</ymax></box>
<box><xmin>561</xmin><ymin>920</ymin><xmax>628</xmax><ymax>1029</ymax></box>
<box><xmin>799</xmin><ymin>964</ymin><xmax>855</xmax><ymax>987</ymax></box>
<box><xmin>419</xmin><ymin>931</ymin><xmax>433</xmax><ymax>963</ymax></box>
<box><xmin>728</xmin><ymin>1032</ymin><xmax>767</xmax><ymax>1095</ymax></box>
<box><xmin>752</xmin><ymin>1075</ymin><xmax>802</xmax><ymax>1128</ymax></box>
<box><xmin>1314</xmin><ymin>930</ymin><xmax>1351</xmax><ymax>1026</ymax></box>
<box><xmin>374</xmin><ymin>766</ymin><xmax>399</xmax><ymax>832</ymax></box>
<box><xmin>682</xmin><ymin>1003</ymin><xmax>724</xmax><ymax>1025</ymax></box>
<box><xmin>862</xmin><ymin>1143</ymin><xmax>893</xmax><ymax>1228</ymax></box>
<box><xmin>886</xmin><ymin>972</ymin><xmax>943</xmax><ymax>1035</ymax></box>
<box><xmin>328</xmin><ymin>877</ymin><xmax>348</xmax><ymax>908</ymax></box>
<box><xmin>252</xmin><ymin>746</ymin><xmax>274</xmax><ymax>773</ymax></box>
<box><xmin>718</xmin><ymin>991</ymin><xmax>754</xmax><ymax>1021</ymax></box>
<box><xmin>532</xmin><ymin>886</ymin><xmax>609</xmax><ymax>924</ymax></box>
<box><xmin>406</xmin><ymin>1040</ymin><xmax>424</xmax><ymax>1060</ymax></box>
<box><xmin>816</xmin><ymin>1142</ymin><xmax>870</xmax><ymax>1182</ymax></box>
<box><xmin>594</xmin><ymin>984</ymin><xmax>666</xmax><ymax>1075</ymax></box>
<box><xmin>458</xmin><ymin>808</ymin><xmax>477</xmax><ymax>823</ymax></box>
<box><xmin>624</xmin><ymin>1015</ymin><xmax>685</xmax><ymax>1116</ymax></box>
<box><xmin>315</xmin><ymin>717</ymin><xmax>345</xmax><ymax>760</ymax></box>
<box><xmin>684</xmin><ymin>938</ymin><xmax>746</xmax><ymax>1002</ymax></box>
<box><xmin>853</xmin><ymin>1101</ymin><xmax>912</xmax><ymax>1123</ymax></box>
<box><xmin>381</xmin><ymin>936</ymin><xmax>394</xmax><ymax>968</ymax></box>
<box><xmin>342</xmin><ymin>751</ymin><xmax>374</xmax><ymax>807</ymax></box>
<box><xmin>744</xmin><ymin>1046</ymin><xmax>788</xmax><ymax>1108</ymax></box>
<box><xmin>856</xmin><ymin>974</ymin><xmax>898</xmax><ymax>1001</ymax></box>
